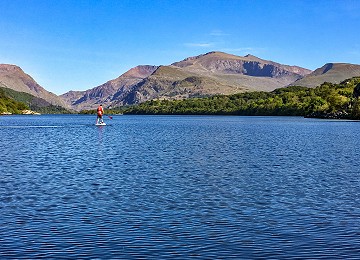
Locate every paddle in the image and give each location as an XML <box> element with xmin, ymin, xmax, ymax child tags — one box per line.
<box><xmin>106</xmin><ymin>115</ymin><xmax>113</xmax><ymax>119</ymax></box>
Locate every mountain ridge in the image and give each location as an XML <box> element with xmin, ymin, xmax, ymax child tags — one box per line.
<box><xmin>291</xmin><ymin>62</ymin><xmax>360</xmax><ymax>88</ymax></box>
<box><xmin>60</xmin><ymin>65</ymin><xmax>158</xmax><ymax>110</ymax></box>
<box><xmin>172</xmin><ymin>51</ymin><xmax>310</xmax><ymax>77</ymax></box>
<box><xmin>63</xmin><ymin>51</ymin><xmax>313</xmax><ymax>110</ymax></box>
<box><xmin>3</xmin><ymin>51</ymin><xmax>360</xmax><ymax>112</ymax></box>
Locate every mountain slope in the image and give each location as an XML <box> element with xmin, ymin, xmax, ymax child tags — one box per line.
<box><xmin>112</xmin><ymin>52</ymin><xmax>311</xmax><ymax>106</ymax></box>
<box><xmin>63</xmin><ymin>51</ymin><xmax>311</xmax><ymax>110</ymax></box>
<box><xmin>172</xmin><ymin>52</ymin><xmax>310</xmax><ymax>78</ymax></box>
<box><xmin>291</xmin><ymin>63</ymin><xmax>360</xmax><ymax>87</ymax></box>
<box><xmin>0</xmin><ymin>64</ymin><xmax>68</xmax><ymax>108</ymax></box>
<box><xmin>171</xmin><ymin>51</ymin><xmax>311</xmax><ymax>91</ymax></box>
<box><xmin>112</xmin><ymin>65</ymin><xmax>251</xmax><ymax>106</ymax></box>
<box><xmin>61</xmin><ymin>65</ymin><xmax>158</xmax><ymax>110</ymax></box>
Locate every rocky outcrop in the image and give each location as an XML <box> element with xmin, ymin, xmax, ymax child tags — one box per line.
<box><xmin>0</xmin><ymin>110</ymin><xmax>40</xmax><ymax>115</ymax></box>
<box><xmin>0</xmin><ymin>111</ymin><xmax>12</xmax><ymax>115</ymax></box>
<box><xmin>21</xmin><ymin>110</ymin><xmax>41</xmax><ymax>115</ymax></box>
<box><xmin>305</xmin><ymin>111</ymin><xmax>350</xmax><ymax>119</ymax></box>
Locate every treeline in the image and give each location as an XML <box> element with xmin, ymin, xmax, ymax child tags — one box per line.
<box><xmin>122</xmin><ymin>77</ymin><xmax>360</xmax><ymax>119</ymax></box>
<box><xmin>0</xmin><ymin>87</ymin><xmax>71</xmax><ymax>114</ymax></box>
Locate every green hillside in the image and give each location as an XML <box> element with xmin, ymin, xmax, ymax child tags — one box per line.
<box><xmin>123</xmin><ymin>77</ymin><xmax>360</xmax><ymax>119</ymax></box>
<box><xmin>0</xmin><ymin>88</ymin><xmax>29</xmax><ymax>114</ymax></box>
<box><xmin>0</xmin><ymin>86</ymin><xmax>71</xmax><ymax>114</ymax></box>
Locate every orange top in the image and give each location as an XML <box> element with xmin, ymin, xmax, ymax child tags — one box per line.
<box><xmin>97</xmin><ymin>105</ymin><xmax>104</xmax><ymax>116</ymax></box>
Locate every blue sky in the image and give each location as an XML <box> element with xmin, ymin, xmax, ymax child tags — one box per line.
<box><xmin>1</xmin><ymin>0</ymin><xmax>360</xmax><ymax>95</ymax></box>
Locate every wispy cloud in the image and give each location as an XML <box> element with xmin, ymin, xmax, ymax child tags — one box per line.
<box><xmin>184</xmin><ymin>43</ymin><xmax>214</xmax><ymax>48</ymax></box>
<box><xmin>183</xmin><ymin>30</ymin><xmax>228</xmax><ymax>49</ymax></box>
<box><xmin>222</xmin><ymin>47</ymin><xmax>255</xmax><ymax>52</ymax></box>
<box><xmin>209</xmin><ymin>30</ymin><xmax>229</xmax><ymax>36</ymax></box>
<box><xmin>221</xmin><ymin>47</ymin><xmax>266</xmax><ymax>55</ymax></box>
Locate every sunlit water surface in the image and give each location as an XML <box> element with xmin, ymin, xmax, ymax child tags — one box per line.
<box><xmin>0</xmin><ymin>115</ymin><xmax>359</xmax><ymax>259</ymax></box>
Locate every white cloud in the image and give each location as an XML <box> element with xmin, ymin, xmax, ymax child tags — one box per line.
<box><xmin>184</xmin><ymin>43</ymin><xmax>214</xmax><ymax>48</ymax></box>
<box><xmin>221</xmin><ymin>47</ymin><xmax>266</xmax><ymax>55</ymax></box>
<box><xmin>222</xmin><ymin>47</ymin><xmax>255</xmax><ymax>52</ymax></box>
<box><xmin>209</xmin><ymin>30</ymin><xmax>229</xmax><ymax>36</ymax></box>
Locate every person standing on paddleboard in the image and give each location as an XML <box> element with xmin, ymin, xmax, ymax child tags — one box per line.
<box><xmin>97</xmin><ymin>104</ymin><xmax>104</xmax><ymax>124</ymax></box>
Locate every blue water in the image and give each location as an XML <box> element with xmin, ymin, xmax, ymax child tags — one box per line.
<box><xmin>0</xmin><ymin>115</ymin><xmax>359</xmax><ymax>259</ymax></box>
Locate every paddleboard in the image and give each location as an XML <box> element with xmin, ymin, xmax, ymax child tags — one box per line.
<box><xmin>95</xmin><ymin>122</ymin><xmax>106</xmax><ymax>126</ymax></box>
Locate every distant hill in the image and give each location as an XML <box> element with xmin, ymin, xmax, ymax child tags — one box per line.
<box><xmin>291</xmin><ymin>63</ymin><xmax>360</xmax><ymax>88</ymax></box>
<box><xmin>0</xmin><ymin>64</ymin><xmax>69</xmax><ymax>108</ymax></box>
<box><xmin>62</xmin><ymin>51</ymin><xmax>311</xmax><ymax>110</ymax></box>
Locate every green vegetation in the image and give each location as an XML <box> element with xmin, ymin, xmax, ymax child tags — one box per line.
<box><xmin>6</xmin><ymin>77</ymin><xmax>359</xmax><ymax>119</ymax></box>
<box><xmin>122</xmin><ymin>77</ymin><xmax>360</xmax><ymax>119</ymax></box>
<box><xmin>0</xmin><ymin>88</ymin><xmax>29</xmax><ymax>114</ymax></box>
<box><xmin>0</xmin><ymin>86</ymin><xmax>71</xmax><ymax>114</ymax></box>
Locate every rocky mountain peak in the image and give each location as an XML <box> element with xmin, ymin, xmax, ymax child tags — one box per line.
<box><xmin>311</xmin><ymin>63</ymin><xmax>334</xmax><ymax>76</ymax></box>
<box><xmin>122</xmin><ymin>65</ymin><xmax>158</xmax><ymax>78</ymax></box>
<box><xmin>171</xmin><ymin>51</ymin><xmax>310</xmax><ymax>78</ymax></box>
<box><xmin>0</xmin><ymin>64</ymin><xmax>23</xmax><ymax>73</ymax></box>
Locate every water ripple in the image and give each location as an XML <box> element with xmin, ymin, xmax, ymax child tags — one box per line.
<box><xmin>0</xmin><ymin>115</ymin><xmax>360</xmax><ymax>259</ymax></box>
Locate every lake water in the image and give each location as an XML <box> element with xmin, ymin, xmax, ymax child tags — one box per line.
<box><xmin>0</xmin><ymin>115</ymin><xmax>359</xmax><ymax>259</ymax></box>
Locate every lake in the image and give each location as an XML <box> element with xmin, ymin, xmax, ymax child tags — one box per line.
<box><xmin>0</xmin><ymin>115</ymin><xmax>359</xmax><ymax>259</ymax></box>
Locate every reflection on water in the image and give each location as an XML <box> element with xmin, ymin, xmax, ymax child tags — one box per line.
<box><xmin>97</xmin><ymin>125</ymin><xmax>105</xmax><ymax>145</ymax></box>
<box><xmin>0</xmin><ymin>115</ymin><xmax>359</xmax><ymax>259</ymax></box>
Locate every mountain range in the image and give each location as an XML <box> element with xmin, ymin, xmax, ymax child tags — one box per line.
<box><xmin>62</xmin><ymin>51</ymin><xmax>312</xmax><ymax>110</ymax></box>
<box><xmin>2</xmin><ymin>51</ymin><xmax>360</xmax><ymax>111</ymax></box>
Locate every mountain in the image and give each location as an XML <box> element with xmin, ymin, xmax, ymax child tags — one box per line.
<box><xmin>111</xmin><ymin>52</ymin><xmax>311</xmax><ymax>106</ymax></box>
<box><xmin>63</xmin><ymin>52</ymin><xmax>311</xmax><ymax>110</ymax></box>
<box><xmin>4</xmin><ymin>53</ymin><xmax>360</xmax><ymax>112</ymax></box>
<box><xmin>60</xmin><ymin>65</ymin><xmax>158</xmax><ymax>110</ymax></box>
<box><xmin>0</xmin><ymin>64</ymin><xmax>69</xmax><ymax>108</ymax></box>
<box><xmin>172</xmin><ymin>52</ymin><xmax>309</xmax><ymax>78</ymax></box>
<box><xmin>291</xmin><ymin>63</ymin><xmax>360</xmax><ymax>88</ymax></box>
